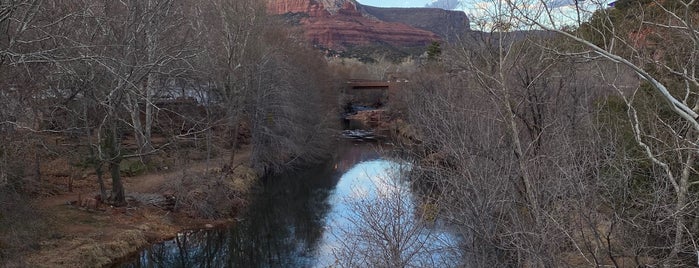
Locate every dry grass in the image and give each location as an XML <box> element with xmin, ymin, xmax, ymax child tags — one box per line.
<box><xmin>161</xmin><ymin>165</ymin><xmax>257</xmax><ymax>219</ymax></box>
<box><xmin>25</xmin><ymin>229</ymin><xmax>148</xmax><ymax>268</ymax></box>
<box><xmin>0</xmin><ymin>190</ymin><xmax>48</xmax><ymax>263</ymax></box>
<box><xmin>16</xmin><ymin>201</ymin><xmax>206</xmax><ymax>268</ymax></box>
<box><xmin>1</xmin><ymin>137</ymin><xmax>256</xmax><ymax>267</ymax></box>
<box><xmin>229</xmin><ymin>165</ymin><xmax>258</xmax><ymax>193</ymax></box>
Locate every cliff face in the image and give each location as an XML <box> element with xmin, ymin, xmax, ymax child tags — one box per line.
<box><xmin>267</xmin><ymin>0</ymin><xmax>464</xmax><ymax>50</ymax></box>
<box><xmin>267</xmin><ymin>0</ymin><xmax>360</xmax><ymax>16</ymax></box>
<box><xmin>267</xmin><ymin>0</ymin><xmax>331</xmax><ymax>17</ymax></box>
<box><xmin>302</xmin><ymin>14</ymin><xmax>440</xmax><ymax>49</ymax></box>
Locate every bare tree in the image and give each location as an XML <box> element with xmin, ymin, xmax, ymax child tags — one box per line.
<box><xmin>397</xmin><ymin>24</ymin><xmax>622</xmax><ymax>265</ymax></box>
<box><xmin>246</xmin><ymin>28</ymin><xmax>334</xmax><ymax>174</ymax></box>
<box><xmin>192</xmin><ymin>0</ymin><xmax>334</xmax><ymax>174</ymax></box>
<box><xmin>192</xmin><ymin>0</ymin><xmax>267</xmax><ymax>170</ymax></box>
<box><xmin>496</xmin><ymin>0</ymin><xmax>699</xmax><ymax>263</ymax></box>
<box><xmin>331</xmin><ymin>163</ymin><xmax>459</xmax><ymax>268</ymax></box>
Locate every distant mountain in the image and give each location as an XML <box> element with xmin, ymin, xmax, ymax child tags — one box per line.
<box><xmin>358</xmin><ymin>5</ymin><xmax>469</xmax><ymax>42</ymax></box>
<box><xmin>266</xmin><ymin>0</ymin><xmax>470</xmax><ymax>53</ymax></box>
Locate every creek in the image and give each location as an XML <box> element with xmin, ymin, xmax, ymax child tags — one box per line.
<box><xmin>117</xmin><ymin>142</ymin><xmax>460</xmax><ymax>267</ymax></box>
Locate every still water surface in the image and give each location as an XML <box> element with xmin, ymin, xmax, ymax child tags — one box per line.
<box><xmin>118</xmin><ymin>142</ymin><xmax>459</xmax><ymax>267</ymax></box>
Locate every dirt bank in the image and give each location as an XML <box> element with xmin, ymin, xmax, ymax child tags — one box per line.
<box><xmin>2</xmin><ymin>146</ymin><xmax>257</xmax><ymax>268</ymax></box>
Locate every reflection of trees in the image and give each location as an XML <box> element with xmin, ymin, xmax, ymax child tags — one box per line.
<box><xmin>332</xmin><ymin>164</ymin><xmax>461</xmax><ymax>267</ymax></box>
<box><xmin>332</xmin><ymin>142</ymin><xmax>385</xmax><ymax>175</ymax></box>
<box><xmin>131</xmin><ymin>230</ymin><xmax>229</xmax><ymax>267</ymax></box>
<box><xmin>123</xmin><ymin>160</ymin><xmax>338</xmax><ymax>267</ymax></box>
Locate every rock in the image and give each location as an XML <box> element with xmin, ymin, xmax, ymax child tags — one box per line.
<box><xmin>267</xmin><ymin>0</ymin><xmax>357</xmax><ymax>16</ymax></box>
<box><xmin>341</xmin><ymin>129</ymin><xmax>375</xmax><ymax>140</ymax></box>
<box><xmin>266</xmin><ymin>0</ymin><xmax>462</xmax><ymax>50</ymax></box>
<box><xmin>132</xmin><ymin>193</ymin><xmax>176</xmax><ymax>211</ymax></box>
<box><xmin>302</xmin><ymin>15</ymin><xmax>439</xmax><ymax>49</ymax></box>
<box><xmin>267</xmin><ymin>0</ymin><xmax>328</xmax><ymax>16</ymax></box>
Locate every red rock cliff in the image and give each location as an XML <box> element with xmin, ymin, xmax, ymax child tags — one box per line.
<box><xmin>267</xmin><ymin>0</ymin><xmax>330</xmax><ymax>17</ymax></box>
<box><xmin>268</xmin><ymin>0</ymin><xmax>361</xmax><ymax>15</ymax></box>
<box><xmin>267</xmin><ymin>0</ymin><xmax>441</xmax><ymax>49</ymax></box>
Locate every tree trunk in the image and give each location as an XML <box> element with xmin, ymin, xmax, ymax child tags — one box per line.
<box><xmin>143</xmin><ymin>0</ymin><xmax>157</xmax><ymax>156</ymax></box>
<box><xmin>669</xmin><ymin>147</ymin><xmax>696</xmax><ymax>259</ymax></box>
<box><xmin>107</xmin><ymin>118</ymin><xmax>125</xmax><ymax>206</ymax></box>
<box><xmin>0</xmin><ymin>149</ymin><xmax>6</xmax><ymax>187</ymax></box>
<box><xmin>144</xmin><ymin>72</ymin><xmax>156</xmax><ymax>153</ymax></box>
<box><xmin>498</xmin><ymin>43</ymin><xmax>539</xmax><ymax>222</ymax></box>
<box><xmin>130</xmin><ymin>102</ymin><xmax>152</xmax><ymax>157</ymax></box>
<box><xmin>504</xmin><ymin>93</ymin><xmax>539</xmax><ymax>222</ymax></box>
<box><xmin>110</xmin><ymin>157</ymin><xmax>125</xmax><ymax>206</ymax></box>
<box><xmin>95</xmin><ymin>162</ymin><xmax>107</xmax><ymax>200</ymax></box>
<box><xmin>33</xmin><ymin>148</ymin><xmax>40</xmax><ymax>181</ymax></box>
<box><xmin>227</xmin><ymin>110</ymin><xmax>240</xmax><ymax>171</ymax></box>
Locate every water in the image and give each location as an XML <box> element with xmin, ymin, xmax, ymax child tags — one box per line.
<box><xmin>118</xmin><ymin>142</ymin><xmax>460</xmax><ymax>267</ymax></box>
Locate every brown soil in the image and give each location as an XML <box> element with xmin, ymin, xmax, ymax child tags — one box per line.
<box><xmin>3</xmin><ymin>145</ymin><xmax>255</xmax><ymax>268</ymax></box>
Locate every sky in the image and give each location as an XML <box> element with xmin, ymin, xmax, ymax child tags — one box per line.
<box><xmin>356</xmin><ymin>0</ymin><xmax>430</xmax><ymax>8</ymax></box>
<box><xmin>356</xmin><ymin>0</ymin><xmax>460</xmax><ymax>9</ymax></box>
<box><xmin>356</xmin><ymin>0</ymin><xmax>584</xmax><ymax>10</ymax></box>
<box><xmin>356</xmin><ymin>0</ymin><xmax>604</xmax><ymax>29</ymax></box>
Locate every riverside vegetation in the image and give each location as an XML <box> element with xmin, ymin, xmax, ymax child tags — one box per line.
<box><xmin>0</xmin><ymin>0</ymin><xmax>335</xmax><ymax>266</ymax></box>
<box><xmin>4</xmin><ymin>0</ymin><xmax>699</xmax><ymax>267</ymax></box>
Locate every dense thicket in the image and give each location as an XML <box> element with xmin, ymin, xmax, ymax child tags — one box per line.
<box><xmin>397</xmin><ymin>0</ymin><xmax>699</xmax><ymax>266</ymax></box>
<box><xmin>0</xmin><ymin>0</ymin><xmax>334</xmax><ymax>206</ymax></box>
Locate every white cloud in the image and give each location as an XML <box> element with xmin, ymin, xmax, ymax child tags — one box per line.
<box><xmin>460</xmin><ymin>0</ymin><xmax>605</xmax><ymax>30</ymax></box>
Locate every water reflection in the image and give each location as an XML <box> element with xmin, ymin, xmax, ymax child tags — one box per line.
<box><xmin>319</xmin><ymin>160</ymin><xmax>460</xmax><ymax>267</ymax></box>
<box><xmin>119</xmin><ymin>142</ymin><xmax>459</xmax><ymax>268</ymax></box>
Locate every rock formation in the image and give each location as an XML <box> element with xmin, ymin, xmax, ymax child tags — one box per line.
<box><xmin>267</xmin><ymin>0</ymin><xmax>468</xmax><ymax>50</ymax></box>
<box><xmin>267</xmin><ymin>0</ymin><xmax>331</xmax><ymax>17</ymax></box>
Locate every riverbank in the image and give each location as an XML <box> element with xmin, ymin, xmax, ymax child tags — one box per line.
<box><xmin>117</xmin><ymin>141</ymin><xmax>462</xmax><ymax>267</ymax></box>
<box><xmin>3</xmin><ymin>145</ymin><xmax>257</xmax><ymax>268</ymax></box>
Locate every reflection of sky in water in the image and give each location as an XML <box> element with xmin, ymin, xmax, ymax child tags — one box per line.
<box><xmin>119</xmin><ymin>145</ymin><xmax>459</xmax><ymax>268</ymax></box>
<box><xmin>314</xmin><ymin>160</ymin><xmax>460</xmax><ymax>267</ymax></box>
<box><xmin>316</xmin><ymin>160</ymin><xmax>401</xmax><ymax>266</ymax></box>
<box><xmin>334</xmin><ymin>160</ymin><xmax>402</xmax><ymax>200</ymax></box>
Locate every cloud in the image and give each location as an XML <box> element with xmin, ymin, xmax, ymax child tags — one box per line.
<box><xmin>425</xmin><ymin>0</ymin><xmax>462</xmax><ymax>10</ymax></box>
<box><xmin>547</xmin><ymin>0</ymin><xmax>575</xmax><ymax>8</ymax></box>
<box><xmin>460</xmin><ymin>0</ymin><xmax>600</xmax><ymax>30</ymax></box>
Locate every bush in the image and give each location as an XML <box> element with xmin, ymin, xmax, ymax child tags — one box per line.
<box><xmin>161</xmin><ymin>166</ymin><xmax>257</xmax><ymax>219</ymax></box>
<box><xmin>0</xmin><ymin>188</ymin><xmax>47</xmax><ymax>260</ymax></box>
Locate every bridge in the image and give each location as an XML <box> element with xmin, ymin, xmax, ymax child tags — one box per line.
<box><xmin>344</xmin><ymin>79</ymin><xmax>403</xmax><ymax>107</ymax></box>
<box><xmin>347</xmin><ymin>80</ymin><xmax>393</xmax><ymax>89</ymax></box>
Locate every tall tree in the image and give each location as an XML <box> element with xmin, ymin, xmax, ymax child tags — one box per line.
<box><xmin>502</xmin><ymin>0</ymin><xmax>699</xmax><ymax>262</ymax></box>
<box><xmin>195</xmin><ymin>0</ymin><xmax>266</xmax><ymax>169</ymax></box>
<box><xmin>400</xmin><ymin>10</ymin><xmax>614</xmax><ymax>265</ymax></box>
